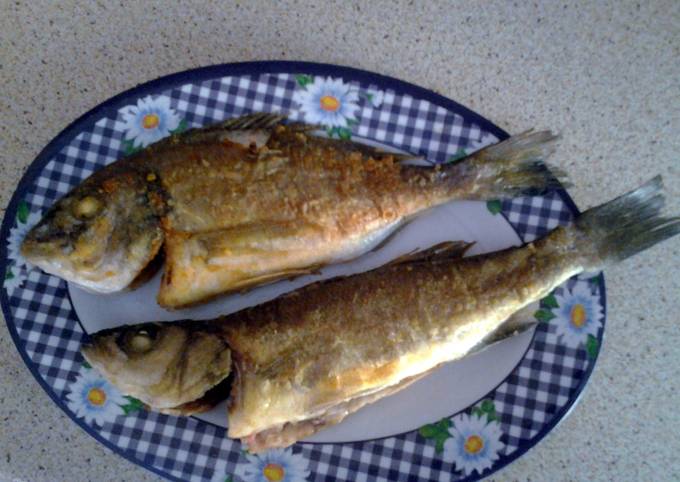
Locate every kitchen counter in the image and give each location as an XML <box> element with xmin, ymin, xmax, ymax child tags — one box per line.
<box><xmin>1</xmin><ymin>1</ymin><xmax>678</xmax><ymax>481</ymax></box>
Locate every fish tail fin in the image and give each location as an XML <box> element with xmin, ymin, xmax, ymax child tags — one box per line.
<box><xmin>463</xmin><ymin>130</ymin><xmax>567</xmax><ymax>198</ymax></box>
<box><xmin>575</xmin><ymin>176</ymin><xmax>680</xmax><ymax>267</ymax></box>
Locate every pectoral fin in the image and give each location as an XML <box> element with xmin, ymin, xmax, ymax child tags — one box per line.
<box><xmin>388</xmin><ymin>240</ymin><xmax>476</xmax><ymax>266</ymax></box>
<box><xmin>158</xmin><ymin>222</ymin><xmax>328</xmax><ymax>308</ymax></box>
<box><xmin>474</xmin><ymin>302</ymin><xmax>539</xmax><ymax>352</ymax></box>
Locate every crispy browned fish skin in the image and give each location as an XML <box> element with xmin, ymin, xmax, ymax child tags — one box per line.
<box><xmin>157</xmin><ymin>126</ymin><xmax>561</xmax><ymax>308</ymax></box>
<box><xmin>82</xmin><ymin>177</ymin><xmax>680</xmax><ymax>452</ymax></box>
<box><xmin>22</xmin><ymin>114</ymin><xmax>561</xmax><ymax>307</ymax></box>
<box><xmin>224</xmin><ymin>232</ymin><xmax>576</xmax><ymax>450</ymax></box>
<box><xmin>228</xmin><ymin>176</ymin><xmax>679</xmax><ymax>451</ymax></box>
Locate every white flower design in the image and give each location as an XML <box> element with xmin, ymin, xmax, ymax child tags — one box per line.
<box><xmin>7</xmin><ymin>210</ymin><xmax>41</xmax><ymax>270</ymax></box>
<box><xmin>366</xmin><ymin>88</ymin><xmax>384</xmax><ymax>108</ymax></box>
<box><xmin>553</xmin><ymin>283</ymin><xmax>603</xmax><ymax>348</ymax></box>
<box><xmin>4</xmin><ymin>266</ymin><xmax>26</xmax><ymax>295</ymax></box>
<box><xmin>66</xmin><ymin>366</ymin><xmax>127</xmax><ymax>426</ymax></box>
<box><xmin>120</xmin><ymin>95</ymin><xmax>181</xmax><ymax>148</ymax></box>
<box><xmin>293</xmin><ymin>76</ymin><xmax>359</xmax><ymax>128</ymax></box>
<box><xmin>443</xmin><ymin>412</ymin><xmax>505</xmax><ymax>477</ymax></box>
<box><xmin>237</xmin><ymin>447</ymin><xmax>310</xmax><ymax>482</ymax></box>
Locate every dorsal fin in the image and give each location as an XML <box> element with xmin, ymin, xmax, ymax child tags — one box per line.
<box><xmin>388</xmin><ymin>241</ymin><xmax>475</xmax><ymax>266</ymax></box>
<box><xmin>215</xmin><ymin>112</ymin><xmax>287</xmax><ymax>131</ymax></box>
<box><xmin>145</xmin><ymin>113</ymin><xmax>287</xmax><ymax>153</ymax></box>
<box><xmin>281</xmin><ymin>125</ymin><xmax>417</xmax><ymax>163</ymax></box>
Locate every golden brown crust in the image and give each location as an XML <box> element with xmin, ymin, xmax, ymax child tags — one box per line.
<box><xmin>148</xmin><ymin>123</ymin><xmax>462</xmax><ymax>307</ymax></box>
<box><xmin>24</xmin><ymin>121</ymin><xmax>559</xmax><ymax>302</ymax></box>
<box><xmin>224</xmin><ymin>227</ymin><xmax>583</xmax><ymax>440</ymax></box>
<box><xmin>82</xmin><ymin>224</ymin><xmax>585</xmax><ymax>449</ymax></box>
<box><xmin>152</xmin><ymin>125</ymin><xmax>428</xmax><ymax>234</ymax></box>
<box><xmin>242</xmin><ymin>368</ymin><xmax>434</xmax><ymax>453</ymax></box>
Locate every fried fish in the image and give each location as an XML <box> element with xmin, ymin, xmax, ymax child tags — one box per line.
<box><xmin>82</xmin><ymin>177</ymin><xmax>680</xmax><ymax>451</ymax></box>
<box><xmin>22</xmin><ymin>113</ymin><xmax>562</xmax><ymax>308</ymax></box>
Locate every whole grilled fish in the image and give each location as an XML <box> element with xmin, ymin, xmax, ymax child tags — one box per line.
<box><xmin>22</xmin><ymin>113</ymin><xmax>562</xmax><ymax>308</ymax></box>
<box><xmin>81</xmin><ymin>177</ymin><xmax>680</xmax><ymax>451</ymax></box>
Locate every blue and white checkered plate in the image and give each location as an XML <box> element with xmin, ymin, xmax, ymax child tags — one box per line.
<box><xmin>0</xmin><ymin>62</ymin><xmax>605</xmax><ymax>482</ymax></box>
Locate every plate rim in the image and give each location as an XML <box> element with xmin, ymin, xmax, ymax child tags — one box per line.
<box><xmin>0</xmin><ymin>60</ymin><xmax>603</xmax><ymax>482</ymax></box>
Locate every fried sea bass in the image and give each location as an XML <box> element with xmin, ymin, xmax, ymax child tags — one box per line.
<box><xmin>82</xmin><ymin>177</ymin><xmax>680</xmax><ymax>451</ymax></box>
<box><xmin>22</xmin><ymin>113</ymin><xmax>562</xmax><ymax>308</ymax></box>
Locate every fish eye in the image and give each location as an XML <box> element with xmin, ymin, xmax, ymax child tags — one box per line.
<box><xmin>73</xmin><ymin>196</ymin><xmax>102</xmax><ymax>219</ymax></box>
<box><xmin>118</xmin><ymin>324</ymin><xmax>159</xmax><ymax>353</ymax></box>
<box><xmin>129</xmin><ymin>331</ymin><xmax>153</xmax><ymax>352</ymax></box>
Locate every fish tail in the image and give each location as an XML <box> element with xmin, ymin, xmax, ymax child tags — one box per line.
<box><xmin>464</xmin><ymin>130</ymin><xmax>567</xmax><ymax>197</ymax></box>
<box><xmin>574</xmin><ymin>176</ymin><xmax>680</xmax><ymax>267</ymax></box>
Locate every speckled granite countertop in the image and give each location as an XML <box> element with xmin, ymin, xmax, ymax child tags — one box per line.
<box><xmin>1</xmin><ymin>1</ymin><xmax>678</xmax><ymax>481</ymax></box>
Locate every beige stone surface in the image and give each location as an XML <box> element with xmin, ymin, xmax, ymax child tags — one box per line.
<box><xmin>1</xmin><ymin>1</ymin><xmax>679</xmax><ymax>481</ymax></box>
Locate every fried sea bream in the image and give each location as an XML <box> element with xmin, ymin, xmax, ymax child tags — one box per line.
<box><xmin>22</xmin><ymin>113</ymin><xmax>562</xmax><ymax>308</ymax></box>
<box><xmin>82</xmin><ymin>178</ymin><xmax>680</xmax><ymax>452</ymax></box>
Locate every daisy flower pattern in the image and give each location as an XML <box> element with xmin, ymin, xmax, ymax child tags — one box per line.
<box><xmin>4</xmin><ymin>201</ymin><xmax>40</xmax><ymax>294</ymax></box>
<box><xmin>443</xmin><ymin>412</ymin><xmax>505</xmax><ymax>477</ymax></box>
<box><xmin>66</xmin><ymin>366</ymin><xmax>127</xmax><ymax>426</ymax></box>
<box><xmin>120</xmin><ymin>95</ymin><xmax>182</xmax><ymax>148</ymax></box>
<box><xmin>7</xmin><ymin>209</ymin><xmax>41</xmax><ymax>270</ymax></box>
<box><xmin>4</xmin><ymin>266</ymin><xmax>25</xmax><ymax>295</ymax></box>
<box><xmin>553</xmin><ymin>283</ymin><xmax>603</xmax><ymax>348</ymax></box>
<box><xmin>237</xmin><ymin>447</ymin><xmax>310</xmax><ymax>482</ymax></box>
<box><xmin>293</xmin><ymin>76</ymin><xmax>359</xmax><ymax>128</ymax></box>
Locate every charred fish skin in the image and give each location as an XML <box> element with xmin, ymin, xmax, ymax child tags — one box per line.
<box><xmin>81</xmin><ymin>177</ymin><xmax>680</xmax><ymax>452</ymax></box>
<box><xmin>21</xmin><ymin>113</ymin><xmax>563</xmax><ymax>307</ymax></box>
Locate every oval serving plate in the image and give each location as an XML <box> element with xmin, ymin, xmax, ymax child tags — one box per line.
<box><xmin>0</xmin><ymin>62</ymin><xmax>604</xmax><ymax>482</ymax></box>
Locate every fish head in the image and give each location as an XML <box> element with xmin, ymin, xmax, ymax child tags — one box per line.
<box><xmin>81</xmin><ymin>321</ymin><xmax>232</xmax><ymax>409</ymax></box>
<box><xmin>21</xmin><ymin>167</ymin><xmax>165</xmax><ymax>293</ymax></box>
